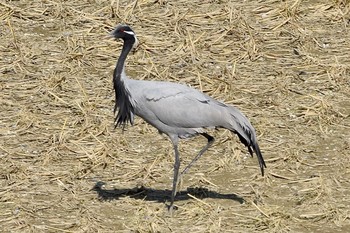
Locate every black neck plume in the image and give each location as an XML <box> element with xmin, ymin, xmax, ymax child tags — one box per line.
<box><xmin>113</xmin><ymin>38</ymin><xmax>135</xmax><ymax>128</ymax></box>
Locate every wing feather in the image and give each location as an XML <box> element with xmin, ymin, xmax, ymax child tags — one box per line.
<box><xmin>140</xmin><ymin>82</ymin><xmax>228</xmax><ymax>128</ymax></box>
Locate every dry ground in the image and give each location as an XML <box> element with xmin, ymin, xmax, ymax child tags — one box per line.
<box><xmin>1</xmin><ymin>0</ymin><xmax>350</xmax><ymax>232</ymax></box>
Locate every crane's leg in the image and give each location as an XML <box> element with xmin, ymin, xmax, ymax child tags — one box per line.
<box><xmin>181</xmin><ymin>133</ymin><xmax>214</xmax><ymax>175</ymax></box>
<box><xmin>169</xmin><ymin>137</ymin><xmax>180</xmax><ymax>212</ymax></box>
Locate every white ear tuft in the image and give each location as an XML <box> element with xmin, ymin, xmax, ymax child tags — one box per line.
<box><xmin>124</xmin><ymin>30</ymin><xmax>135</xmax><ymax>35</ymax></box>
<box><xmin>132</xmin><ymin>36</ymin><xmax>139</xmax><ymax>49</ymax></box>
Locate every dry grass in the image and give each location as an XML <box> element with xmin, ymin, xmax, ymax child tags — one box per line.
<box><xmin>1</xmin><ymin>0</ymin><xmax>350</xmax><ymax>232</ymax></box>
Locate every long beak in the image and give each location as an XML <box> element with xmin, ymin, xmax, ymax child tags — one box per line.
<box><xmin>104</xmin><ymin>32</ymin><xmax>115</xmax><ymax>40</ymax></box>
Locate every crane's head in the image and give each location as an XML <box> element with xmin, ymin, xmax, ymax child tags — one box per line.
<box><xmin>111</xmin><ymin>25</ymin><xmax>138</xmax><ymax>49</ymax></box>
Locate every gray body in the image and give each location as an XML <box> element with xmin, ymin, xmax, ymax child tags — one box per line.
<box><xmin>111</xmin><ymin>25</ymin><xmax>266</xmax><ymax>211</ymax></box>
<box><xmin>125</xmin><ymin>77</ymin><xmax>254</xmax><ymax>142</ymax></box>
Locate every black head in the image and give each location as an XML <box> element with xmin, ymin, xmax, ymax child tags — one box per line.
<box><xmin>111</xmin><ymin>25</ymin><xmax>138</xmax><ymax>49</ymax></box>
<box><xmin>111</xmin><ymin>25</ymin><xmax>136</xmax><ymax>40</ymax></box>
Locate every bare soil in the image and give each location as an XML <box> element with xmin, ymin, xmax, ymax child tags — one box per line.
<box><xmin>1</xmin><ymin>0</ymin><xmax>350</xmax><ymax>232</ymax></box>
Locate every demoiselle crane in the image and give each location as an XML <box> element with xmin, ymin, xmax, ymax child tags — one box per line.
<box><xmin>111</xmin><ymin>25</ymin><xmax>266</xmax><ymax>211</ymax></box>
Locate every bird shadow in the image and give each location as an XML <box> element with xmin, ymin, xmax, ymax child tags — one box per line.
<box><xmin>92</xmin><ymin>181</ymin><xmax>245</xmax><ymax>204</ymax></box>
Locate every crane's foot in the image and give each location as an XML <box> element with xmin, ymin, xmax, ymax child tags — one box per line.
<box><xmin>166</xmin><ymin>202</ymin><xmax>178</xmax><ymax>215</ymax></box>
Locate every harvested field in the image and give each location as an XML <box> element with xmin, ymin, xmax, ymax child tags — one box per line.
<box><xmin>1</xmin><ymin>0</ymin><xmax>350</xmax><ymax>232</ymax></box>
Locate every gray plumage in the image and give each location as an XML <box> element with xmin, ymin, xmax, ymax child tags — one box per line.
<box><xmin>111</xmin><ymin>25</ymin><xmax>266</xmax><ymax>211</ymax></box>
